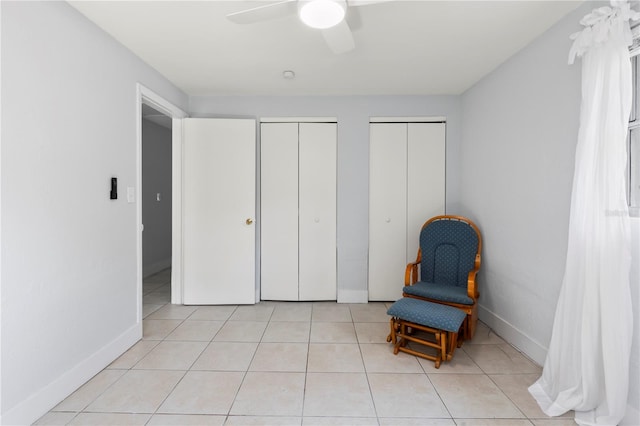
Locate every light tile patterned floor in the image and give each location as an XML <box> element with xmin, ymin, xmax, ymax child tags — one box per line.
<box><xmin>36</xmin><ymin>269</ymin><xmax>576</xmax><ymax>426</ymax></box>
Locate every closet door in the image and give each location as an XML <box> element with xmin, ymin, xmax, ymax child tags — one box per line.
<box><xmin>261</xmin><ymin>123</ymin><xmax>299</xmax><ymax>301</ymax></box>
<box><xmin>406</xmin><ymin>123</ymin><xmax>446</xmax><ymax>261</ymax></box>
<box><xmin>368</xmin><ymin>123</ymin><xmax>408</xmax><ymax>301</ymax></box>
<box><xmin>299</xmin><ymin>123</ymin><xmax>337</xmax><ymax>300</ymax></box>
<box><xmin>368</xmin><ymin>121</ymin><xmax>446</xmax><ymax>301</ymax></box>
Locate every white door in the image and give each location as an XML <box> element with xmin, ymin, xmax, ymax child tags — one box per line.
<box><xmin>299</xmin><ymin>123</ymin><xmax>337</xmax><ymax>300</ymax></box>
<box><xmin>368</xmin><ymin>121</ymin><xmax>446</xmax><ymax>301</ymax></box>
<box><xmin>406</xmin><ymin>123</ymin><xmax>446</xmax><ymax>261</ymax></box>
<box><xmin>260</xmin><ymin>123</ymin><xmax>299</xmax><ymax>300</ymax></box>
<box><xmin>369</xmin><ymin>123</ymin><xmax>408</xmax><ymax>301</ymax></box>
<box><xmin>183</xmin><ymin>118</ymin><xmax>256</xmax><ymax>305</ymax></box>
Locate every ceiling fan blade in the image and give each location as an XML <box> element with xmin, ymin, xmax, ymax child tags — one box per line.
<box><xmin>227</xmin><ymin>0</ymin><xmax>297</xmax><ymax>25</ymax></box>
<box><xmin>321</xmin><ymin>20</ymin><xmax>355</xmax><ymax>54</ymax></box>
<box><xmin>348</xmin><ymin>0</ymin><xmax>393</xmax><ymax>7</ymax></box>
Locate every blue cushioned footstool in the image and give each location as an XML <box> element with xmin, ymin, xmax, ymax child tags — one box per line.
<box><xmin>386</xmin><ymin>297</ymin><xmax>467</xmax><ymax>368</ymax></box>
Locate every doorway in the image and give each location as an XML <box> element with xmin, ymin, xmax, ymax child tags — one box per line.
<box><xmin>141</xmin><ymin>104</ymin><xmax>173</xmax><ymax>317</ymax></box>
<box><xmin>136</xmin><ymin>84</ymin><xmax>187</xmax><ymax>325</ymax></box>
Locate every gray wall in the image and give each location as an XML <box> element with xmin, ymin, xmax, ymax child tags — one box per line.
<box><xmin>459</xmin><ymin>2</ymin><xmax>640</xmax><ymax>421</ymax></box>
<box><xmin>189</xmin><ymin>95</ymin><xmax>463</xmax><ymax>301</ymax></box>
<box><xmin>0</xmin><ymin>2</ymin><xmax>188</xmax><ymax>422</ymax></box>
<box><xmin>142</xmin><ymin>119</ymin><xmax>172</xmax><ymax>277</ymax></box>
<box><xmin>460</xmin><ymin>0</ymin><xmax>580</xmax><ymax>357</ymax></box>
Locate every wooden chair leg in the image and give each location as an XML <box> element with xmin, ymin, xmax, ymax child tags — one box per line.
<box><xmin>446</xmin><ymin>331</ymin><xmax>458</xmax><ymax>361</ymax></box>
<box><xmin>467</xmin><ymin>305</ymin><xmax>478</xmax><ymax>340</ymax></box>
<box><xmin>458</xmin><ymin>318</ymin><xmax>466</xmax><ymax>347</ymax></box>
<box><xmin>386</xmin><ymin>318</ymin><xmax>396</xmax><ymax>343</ymax></box>
<box><xmin>400</xmin><ymin>323</ymin><xmax>408</xmax><ymax>347</ymax></box>
<box><xmin>438</xmin><ymin>330</ymin><xmax>447</xmax><ymax>365</ymax></box>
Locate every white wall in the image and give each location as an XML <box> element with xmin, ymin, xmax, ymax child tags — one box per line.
<box><xmin>142</xmin><ymin>119</ymin><xmax>172</xmax><ymax>277</ymax></box>
<box><xmin>460</xmin><ymin>1</ymin><xmax>640</xmax><ymax>421</ymax></box>
<box><xmin>189</xmin><ymin>95</ymin><xmax>463</xmax><ymax>302</ymax></box>
<box><xmin>0</xmin><ymin>2</ymin><xmax>188</xmax><ymax>423</ymax></box>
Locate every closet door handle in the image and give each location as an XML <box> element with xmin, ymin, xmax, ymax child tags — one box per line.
<box><xmin>246</xmin><ymin>218</ymin><xmax>254</xmax><ymax>225</ymax></box>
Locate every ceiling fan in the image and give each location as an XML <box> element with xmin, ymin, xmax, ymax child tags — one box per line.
<box><xmin>226</xmin><ymin>0</ymin><xmax>388</xmax><ymax>54</ymax></box>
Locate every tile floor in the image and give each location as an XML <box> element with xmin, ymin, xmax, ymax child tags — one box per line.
<box><xmin>36</xmin><ymin>269</ymin><xmax>576</xmax><ymax>426</ymax></box>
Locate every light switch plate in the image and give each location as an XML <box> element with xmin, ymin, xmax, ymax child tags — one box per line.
<box><xmin>127</xmin><ymin>187</ymin><xmax>135</xmax><ymax>203</ymax></box>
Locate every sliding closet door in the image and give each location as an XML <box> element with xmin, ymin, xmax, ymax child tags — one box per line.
<box><xmin>183</xmin><ymin>118</ymin><xmax>256</xmax><ymax>305</ymax></box>
<box><xmin>298</xmin><ymin>123</ymin><xmax>337</xmax><ymax>301</ymax></box>
<box><xmin>261</xmin><ymin>123</ymin><xmax>299</xmax><ymax>301</ymax></box>
<box><xmin>368</xmin><ymin>123</ymin><xmax>408</xmax><ymax>301</ymax></box>
<box><xmin>406</xmin><ymin>123</ymin><xmax>446</xmax><ymax>260</ymax></box>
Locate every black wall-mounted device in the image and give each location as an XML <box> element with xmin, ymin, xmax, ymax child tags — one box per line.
<box><xmin>110</xmin><ymin>177</ymin><xmax>118</xmax><ymax>200</ymax></box>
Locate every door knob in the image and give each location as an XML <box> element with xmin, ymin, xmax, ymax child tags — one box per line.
<box><xmin>246</xmin><ymin>218</ymin><xmax>253</xmax><ymax>225</ymax></box>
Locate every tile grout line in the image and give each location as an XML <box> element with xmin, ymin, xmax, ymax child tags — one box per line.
<box><xmin>225</xmin><ymin>304</ymin><xmax>273</xmax><ymax>421</ymax></box>
<box><xmin>412</xmin><ymin>323</ymin><xmax>458</xmax><ymax>423</ymax></box>
<box><xmin>352</xmin><ymin>305</ymin><xmax>383</xmax><ymax>426</ymax></box>
<box><xmin>145</xmin><ymin>300</ymin><xmax>233</xmax><ymax>422</ymax></box>
<box><xmin>485</xmin><ymin>372</ymin><xmax>531</xmax><ymax>423</ymax></box>
<box><xmin>141</xmin><ymin>280</ymin><xmax>186</xmax><ymax>422</ymax></box>
<box><xmin>300</xmin><ymin>303</ymin><xmax>315</xmax><ymax>421</ymax></box>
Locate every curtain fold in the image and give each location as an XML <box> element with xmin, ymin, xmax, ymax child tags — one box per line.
<box><xmin>528</xmin><ymin>2</ymin><xmax>638</xmax><ymax>425</ymax></box>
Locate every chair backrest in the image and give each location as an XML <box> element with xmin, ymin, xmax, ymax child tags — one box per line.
<box><xmin>419</xmin><ymin>216</ymin><xmax>481</xmax><ymax>288</ymax></box>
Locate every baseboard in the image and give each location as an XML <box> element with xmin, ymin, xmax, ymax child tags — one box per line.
<box><xmin>1</xmin><ymin>322</ymin><xmax>142</xmax><ymax>425</ymax></box>
<box><xmin>622</xmin><ymin>403</ymin><xmax>640</xmax><ymax>425</ymax></box>
<box><xmin>143</xmin><ymin>258</ymin><xmax>171</xmax><ymax>278</ymax></box>
<box><xmin>478</xmin><ymin>304</ymin><xmax>548</xmax><ymax>365</ymax></box>
<box><xmin>337</xmin><ymin>289</ymin><xmax>368</xmax><ymax>304</ymax></box>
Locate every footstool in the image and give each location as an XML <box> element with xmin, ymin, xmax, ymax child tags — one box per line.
<box><xmin>386</xmin><ymin>297</ymin><xmax>467</xmax><ymax>368</ymax></box>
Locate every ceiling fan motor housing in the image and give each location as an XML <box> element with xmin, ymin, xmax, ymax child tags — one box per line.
<box><xmin>298</xmin><ymin>0</ymin><xmax>347</xmax><ymax>29</ymax></box>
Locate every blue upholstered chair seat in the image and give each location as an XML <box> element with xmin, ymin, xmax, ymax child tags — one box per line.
<box><xmin>403</xmin><ymin>281</ymin><xmax>474</xmax><ymax>305</ymax></box>
<box><xmin>387</xmin><ymin>297</ymin><xmax>466</xmax><ymax>333</ymax></box>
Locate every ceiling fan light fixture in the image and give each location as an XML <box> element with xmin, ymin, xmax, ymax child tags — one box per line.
<box><xmin>299</xmin><ymin>0</ymin><xmax>346</xmax><ymax>29</ymax></box>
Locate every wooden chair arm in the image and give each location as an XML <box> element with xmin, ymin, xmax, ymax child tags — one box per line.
<box><xmin>405</xmin><ymin>261</ymin><xmax>420</xmax><ymax>286</ymax></box>
<box><xmin>467</xmin><ymin>253</ymin><xmax>481</xmax><ymax>299</ymax></box>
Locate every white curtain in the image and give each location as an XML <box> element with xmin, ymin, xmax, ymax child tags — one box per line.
<box><xmin>529</xmin><ymin>2</ymin><xmax>638</xmax><ymax>425</ymax></box>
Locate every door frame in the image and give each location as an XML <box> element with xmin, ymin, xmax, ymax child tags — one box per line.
<box><xmin>136</xmin><ymin>84</ymin><xmax>187</xmax><ymax>321</ymax></box>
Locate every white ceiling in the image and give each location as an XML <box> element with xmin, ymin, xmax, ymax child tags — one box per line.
<box><xmin>68</xmin><ymin>0</ymin><xmax>584</xmax><ymax>96</ymax></box>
